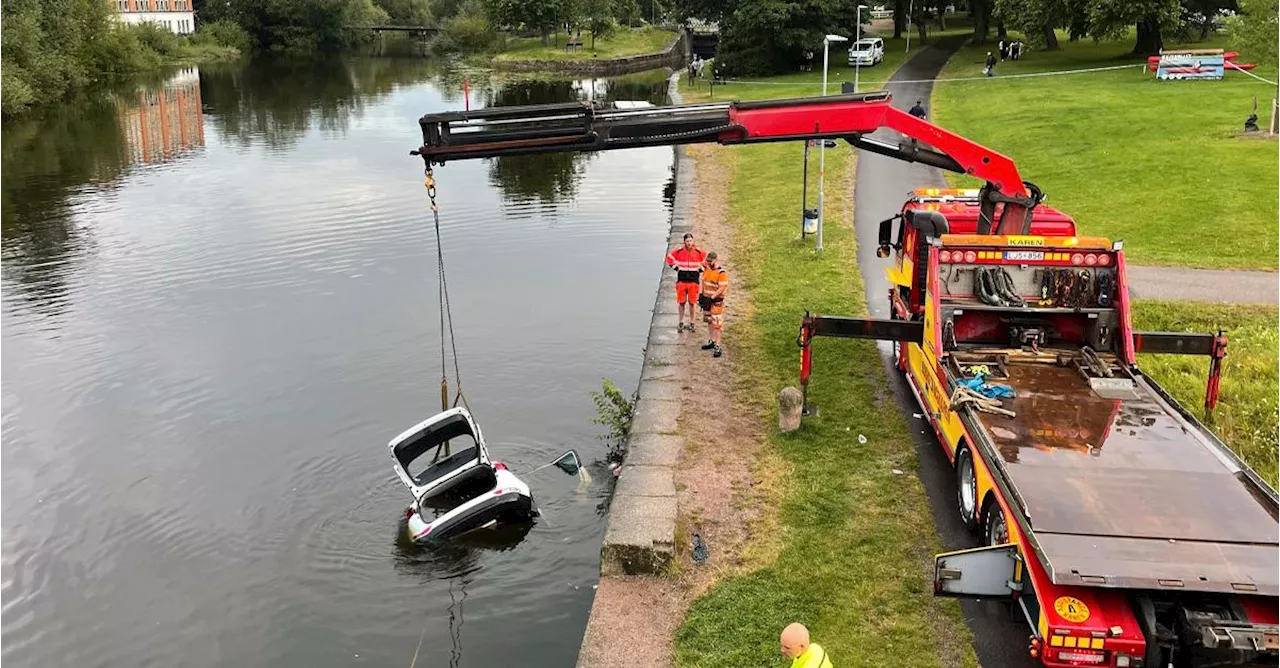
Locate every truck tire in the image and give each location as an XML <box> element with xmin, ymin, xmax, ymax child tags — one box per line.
<box><xmin>955</xmin><ymin>446</ymin><xmax>979</xmax><ymax>532</ymax></box>
<box><xmin>983</xmin><ymin>498</ymin><xmax>1009</xmax><ymax>546</ymax></box>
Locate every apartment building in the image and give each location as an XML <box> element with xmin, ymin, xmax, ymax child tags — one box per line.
<box><xmin>112</xmin><ymin>0</ymin><xmax>195</xmax><ymax>34</ymax></box>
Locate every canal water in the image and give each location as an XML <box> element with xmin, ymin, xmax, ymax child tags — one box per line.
<box><xmin>1</xmin><ymin>58</ymin><xmax>675</xmax><ymax>667</ymax></box>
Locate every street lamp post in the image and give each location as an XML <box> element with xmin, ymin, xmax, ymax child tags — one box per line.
<box><xmin>854</xmin><ymin>4</ymin><xmax>868</xmax><ymax>93</ymax></box>
<box><xmin>816</xmin><ymin>32</ymin><xmax>847</xmax><ymax>252</ymax></box>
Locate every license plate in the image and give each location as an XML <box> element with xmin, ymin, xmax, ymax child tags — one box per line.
<box><xmin>1004</xmin><ymin>250</ymin><xmax>1044</xmax><ymax>262</ymax></box>
<box><xmin>1265</xmin><ymin>631</ymin><xmax>1278</xmax><ymax>650</ymax></box>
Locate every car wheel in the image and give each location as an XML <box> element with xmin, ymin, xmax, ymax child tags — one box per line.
<box><xmin>955</xmin><ymin>446</ymin><xmax>979</xmax><ymax>531</ymax></box>
<box><xmin>984</xmin><ymin>500</ymin><xmax>1009</xmax><ymax>546</ymax></box>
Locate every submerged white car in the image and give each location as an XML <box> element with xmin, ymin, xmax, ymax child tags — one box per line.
<box><xmin>389</xmin><ymin>407</ymin><xmax>536</xmax><ymax>542</ymax></box>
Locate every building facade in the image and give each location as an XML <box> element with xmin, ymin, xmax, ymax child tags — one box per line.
<box><xmin>113</xmin><ymin>0</ymin><xmax>195</xmax><ymax>34</ymax></box>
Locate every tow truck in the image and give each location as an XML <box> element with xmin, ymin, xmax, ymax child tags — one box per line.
<box><xmin>411</xmin><ymin>90</ymin><xmax>1280</xmax><ymax>667</ymax></box>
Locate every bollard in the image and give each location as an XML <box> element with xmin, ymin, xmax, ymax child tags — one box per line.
<box><xmin>778</xmin><ymin>387</ymin><xmax>804</xmax><ymax>432</ymax></box>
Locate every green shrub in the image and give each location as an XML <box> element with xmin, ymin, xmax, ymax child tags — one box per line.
<box><xmin>129</xmin><ymin>21</ymin><xmax>183</xmax><ymax>57</ymax></box>
<box><xmin>433</xmin><ymin>0</ymin><xmax>497</xmax><ymax>52</ymax></box>
<box><xmin>195</xmin><ymin>19</ymin><xmax>253</xmax><ymax>52</ymax></box>
<box><xmin>1</xmin><ymin>65</ymin><xmax>37</xmax><ymax>117</ymax></box>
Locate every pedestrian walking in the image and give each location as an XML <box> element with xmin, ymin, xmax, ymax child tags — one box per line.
<box><xmin>697</xmin><ymin>251</ymin><xmax>727</xmax><ymax>357</ymax></box>
<box><xmin>908</xmin><ymin>99</ymin><xmax>928</xmax><ymax>119</ymax></box>
<box><xmin>998</xmin><ymin>39</ymin><xmax>1007</xmax><ymax>61</ymax></box>
<box><xmin>666</xmin><ymin>233</ymin><xmax>707</xmax><ymax>332</ymax></box>
<box><xmin>984</xmin><ymin>51</ymin><xmax>997</xmax><ymax>77</ymax></box>
<box><xmin>780</xmin><ymin>623</ymin><xmax>834</xmax><ymax>668</ymax></box>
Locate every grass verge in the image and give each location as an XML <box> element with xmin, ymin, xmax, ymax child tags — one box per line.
<box><xmin>1132</xmin><ymin>300</ymin><xmax>1279</xmax><ymax>487</ymax></box>
<box><xmin>671</xmin><ymin>43</ymin><xmax>977</xmax><ymax>668</ymax></box>
<box><xmin>932</xmin><ymin>33</ymin><xmax>1279</xmax><ymax>269</ymax></box>
<box><xmin>494</xmin><ymin>27</ymin><xmax>676</xmax><ymax>61</ymax></box>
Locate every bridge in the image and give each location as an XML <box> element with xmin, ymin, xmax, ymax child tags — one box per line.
<box><xmin>365</xmin><ymin>24</ymin><xmax>439</xmax><ymax>35</ymax></box>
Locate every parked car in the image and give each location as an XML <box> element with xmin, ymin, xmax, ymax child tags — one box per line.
<box><xmin>848</xmin><ymin>37</ymin><xmax>885</xmax><ymax>66</ymax></box>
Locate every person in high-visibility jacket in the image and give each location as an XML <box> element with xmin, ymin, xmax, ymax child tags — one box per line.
<box><xmin>665</xmin><ymin>233</ymin><xmax>708</xmax><ymax>332</ymax></box>
<box><xmin>780</xmin><ymin>623</ymin><xmax>834</xmax><ymax>668</ymax></box>
<box><xmin>697</xmin><ymin>251</ymin><xmax>728</xmax><ymax>358</ymax></box>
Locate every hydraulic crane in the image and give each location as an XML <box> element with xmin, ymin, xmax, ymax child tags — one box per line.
<box><xmin>409</xmin><ymin>90</ymin><xmax>1277</xmax><ymax>668</ymax></box>
<box><xmin>413</xmin><ymin>91</ymin><xmax>1044</xmax><ymax>235</ymax></box>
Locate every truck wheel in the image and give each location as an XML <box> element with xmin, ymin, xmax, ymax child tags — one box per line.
<box><xmin>955</xmin><ymin>446</ymin><xmax>979</xmax><ymax>532</ymax></box>
<box><xmin>984</xmin><ymin>499</ymin><xmax>1009</xmax><ymax>546</ymax></box>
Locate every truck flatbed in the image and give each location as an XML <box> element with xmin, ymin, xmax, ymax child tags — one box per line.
<box><xmin>963</xmin><ymin>357</ymin><xmax>1280</xmax><ymax>595</ymax></box>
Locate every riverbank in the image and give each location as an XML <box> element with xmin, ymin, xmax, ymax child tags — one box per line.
<box><xmin>490</xmin><ymin>28</ymin><xmax>685</xmax><ymax>75</ymax></box>
<box><xmin>577</xmin><ymin>43</ymin><xmax>980</xmax><ymax>667</ymax></box>
<box><xmin>931</xmin><ymin>33</ymin><xmax>1279</xmax><ymax>269</ymax></box>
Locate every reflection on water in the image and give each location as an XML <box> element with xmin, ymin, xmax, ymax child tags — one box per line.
<box><xmin>116</xmin><ymin>67</ymin><xmax>205</xmax><ymax>164</ymax></box>
<box><xmin>2</xmin><ymin>58</ymin><xmax>675</xmax><ymax>668</ymax></box>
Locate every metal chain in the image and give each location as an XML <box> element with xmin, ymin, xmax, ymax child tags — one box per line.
<box><xmin>424</xmin><ymin>166</ymin><xmax>468</xmax><ymax>412</ymax></box>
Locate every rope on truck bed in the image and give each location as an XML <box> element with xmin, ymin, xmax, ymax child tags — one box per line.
<box><xmin>950</xmin><ymin>385</ymin><xmax>1017</xmax><ymax>418</ymax></box>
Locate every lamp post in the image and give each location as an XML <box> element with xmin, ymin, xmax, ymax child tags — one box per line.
<box><xmin>817</xmin><ymin>32</ymin><xmax>847</xmax><ymax>252</ymax></box>
<box><xmin>854</xmin><ymin>4</ymin><xmax>868</xmax><ymax>93</ymax></box>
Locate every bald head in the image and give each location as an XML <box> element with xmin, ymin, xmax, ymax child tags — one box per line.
<box><xmin>780</xmin><ymin>623</ymin><xmax>810</xmax><ymax>658</ymax></box>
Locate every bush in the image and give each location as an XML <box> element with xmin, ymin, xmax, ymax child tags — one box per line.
<box><xmin>433</xmin><ymin>0</ymin><xmax>498</xmax><ymax>52</ymax></box>
<box><xmin>195</xmin><ymin>19</ymin><xmax>253</xmax><ymax>52</ymax></box>
<box><xmin>129</xmin><ymin>21</ymin><xmax>183</xmax><ymax>57</ymax></box>
<box><xmin>1</xmin><ymin>65</ymin><xmax>37</xmax><ymax>117</ymax></box>
<box><xmin>87</xmin><ymin>23</ymin><xmax>162</xmax><ymax>77</ymax></box>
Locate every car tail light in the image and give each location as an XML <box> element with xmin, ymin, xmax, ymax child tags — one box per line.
<box><xmin>963</xmin><ymin>250</ymin><xmax>977</xmax><ymax>263</ymax></box>
<box><xmin>1084</xmin><ymin>253</ymin><xmax>1098</xmax><ymax>266</ymax></box>
<box><xmin>1071</xmin><ymin>253</ymin><xmax>1085</xmax><ymax>266</ymax></box>
<box><xmin>1097</xmin><ymin>254</ymin><xmax>1112</xmax><ymax>266</ymax></box>
<box><xmin>939</xmin><ymin>250</ymin><xmax>952</xmax><ymax>263</ymax></box>
<box><xmin>494</xmin><ymin>462</ymin><xmax>508</xmax><ymax>470</ymax></box>
<box><xmin>1054</xmin><ymin>649</ymin><xmax>1106</xmax><ymax>665</ymax></box>
<box><xmin>405</xmin><ymin>505</ymin><xmax>415</xmax><ymax>519</ymax></box>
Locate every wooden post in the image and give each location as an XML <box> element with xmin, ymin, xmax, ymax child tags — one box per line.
<box><xmin>1271</xmin><ymin>98</ymin><xmax>1278</xmax><ymax>136</ymax></box>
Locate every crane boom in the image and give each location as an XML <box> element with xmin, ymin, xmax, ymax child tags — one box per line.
<box><xmin>413</xmin><ymin>91</ymin><xmax>1043</xmax><ymax>234</ymax></box>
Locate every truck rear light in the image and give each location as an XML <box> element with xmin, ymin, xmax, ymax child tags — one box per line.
<box><xmin>1114</xmin><ymin>653</ymin><xmax>1132</xmax><ymax>667</ymax></box>
<box><xmin>1097</xmin><ymin>254</ymin><xmax>1112</xmax><ymax>266</ymax></box>
<box><xmin>939</xmin><ymin>250</ymin><xmax>952</xmax><ymax>263</ymax></box>
<box><xmin>1071</xmin><ymin>253</ymin><xmax>1085</xmax><ymax>265</ymax></box>
<box><xmin>1084</xmin><ymin>253</ymin><xmax>1098</xmax><ymax>266</ymax></box>
<box><xmin>964</xmin><ymin>250</ymin><xmax>977</xmax><ymax>263</ymax></box>
<box><xmin>1054</xmin><ymin>649</ymin><xmax>1106</xmax><ymax>665</ymax></box>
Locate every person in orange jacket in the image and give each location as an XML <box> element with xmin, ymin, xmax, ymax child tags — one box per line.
<box><xmin>697</xmin><ymin>251</ymin><xmax>728</xmax><ymax>358</ymax></box>
<box><xmin>665</xmin><ymin>233</ymin><xmax>708</xmax><ymax>332</ymax></box>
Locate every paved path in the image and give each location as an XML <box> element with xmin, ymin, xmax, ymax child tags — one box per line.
<box><xmin>1126</xmin><ymin>266</ymin><xmax>1278</xmax><ymax>305</ymax></box>
<box><xmin>854</xmin><ymin>35</ymin><xmax>1039</xmax><ymax>668</ymax></box>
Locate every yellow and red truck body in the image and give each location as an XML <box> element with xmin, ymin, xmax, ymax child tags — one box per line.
<box><xmin>863</xmin><ymin>189</ymin><xmax>1279</xmax><ymax>668</ymax></box>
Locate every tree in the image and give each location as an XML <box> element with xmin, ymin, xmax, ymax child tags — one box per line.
<box><xmin>485</xmin><ymin>0</ymin><xmax>567</xmax><ymax>43</ymax></box>
<box><xmin>715</xmin><ymin>0</ymin><xmax>858</xmax><ymax>75</ymax></box>
<box><xmin>1085</xmin><ymin>0</ymin><xmax>1180</xmax><ymax>55</ymax></box>
<box><xmin>578</xmin><ymin>0</ymin><xmax>615</xmax><ymax>47</ymax></box>
<box><xmin>994</xmin><ymin>0</ymin><xmax>1082</xmax><ymax>49</ymax></box>
<box><xmin>893</xmin><ymin>0</ymin><xmax>907</xmax><ymax>38</ymax></box>
<box><xmin>970</xmin><ymin>0</ymin><xmax>992</xmax><ymax>41</ymax></box>
<box><xmin>374</xmin><ymin>0</ymin><xmax>433</xmax><ymax>24</ymax></box>
<box><xmin>1228</xmin><ymin>0</ymin><xmax>1280</xmax><ymax>132</ymax></box>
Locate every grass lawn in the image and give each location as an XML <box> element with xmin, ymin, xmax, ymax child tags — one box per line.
<box><xmin>686</xmin><ymin>23</ymin><xmax>973</xmax><ymax>101</ymax></box>
<box><xmin>672</xmin><ymin>45</ymin><xmax>977</xmax><ymax>668</ymax></box>
<box><xmin>494</xmin><ymin>27</ymin><xmax>675</xmax><ymax>61</ymax></box>
<box><xmin>932</xmin><ymin>34</ymin><xmax>1279</xmax><ymax>269</ymax></box>
<box><xmin>1132</xmin><ymin>300</ymin><xmax>1279</xmax><ymax>487</ymax></box>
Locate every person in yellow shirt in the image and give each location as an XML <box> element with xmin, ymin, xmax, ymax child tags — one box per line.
<box><xmin>780</xmin><ymin>623</ymin><xmax>833</xmax><ymax>668</ymax></box>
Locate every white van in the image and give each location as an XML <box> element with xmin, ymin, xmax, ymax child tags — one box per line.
<box><xmin>848</xmin><ymin>37</ymin><xmax>885</xmax><ymax>66</ymax></box>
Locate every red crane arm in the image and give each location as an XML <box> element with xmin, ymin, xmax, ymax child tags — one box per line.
<box><xmin>414</xmin><ymin>91</ymin><xmax>1041</xmax><ymax>234</ymax></box>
